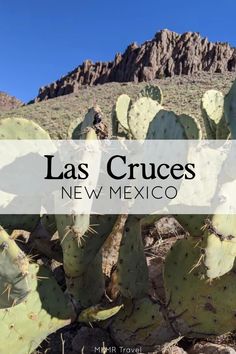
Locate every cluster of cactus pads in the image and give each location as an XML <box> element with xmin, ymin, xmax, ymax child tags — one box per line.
<box><xmin>0</xmin><ymin>78</ymin><xmax>236</xmax><ymax>353</ymax></box>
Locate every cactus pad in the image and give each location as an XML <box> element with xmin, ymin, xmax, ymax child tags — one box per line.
<box><xmin>117</xmin><ymin>216</ymin><xmax>148</xmax><ymax>299</ymax></box>
<box><xmin>0</xmin><ymin>117</ymin><xmax>50</xmax><ymax>139</ymax></box>
<box><xmin>178</xmin><ymin>114</ymin><xmax>202</xmax><ymax>139</ymax></box>
<box><xmin>0</xmin><ymin>226</ymin><xmax>30</xmax><ymax>307</ymax></box>
<box><xmin>164</xmin><ymin>238</ymin><xmax>236</xmax><ymax>336</ymax></box>
<box><xmin>128</xmin><ymin>97</ymin><xmax>162</xmax><ymax>139</ymax></box>
<box><xmin>201</xmin><ymin>90</ymin><xmax>225</xmax><ymax>138</ymax></box>
<box><xmin>115</xmin><ymin>94</ymin><xmax>131</xmax><ymax>131</ymax></box>
<box><xmin>174</xmin><ymin>214</ymin><xmax>207</xmax><ymax>237</ymax></box>
<box><xmin>203</xmin><ymin>215</ymin><xmax>236</xmax><ymax>279</ymax></box>
<box><xmin>110</xmin><ymin>297</ymin><xmax>176</xmax><ymax>352</ymax></box>
<box><xmin>0</xmin><ymin>263</ymin><xmax>74</xmax><ymax>354</ymax></box>
<box><xmin>139</xmin><ymin>84</ymin><xmax>163</xmax><ymax>104</ymax></box>
<box><xmin>225</xmin><ymin>79</ymin><xmax>236</xmax><ymax>139</ymax></box>
<box><xmin>146</xmin><ymin>110</ymin><xmax>187</xmax><ymax>139</ymax></box>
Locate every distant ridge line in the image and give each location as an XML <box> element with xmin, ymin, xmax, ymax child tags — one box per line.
<box><xmin>34</xmin><ymin>29</ymin><xmax>236</xmax><ymax>102</ymax></box>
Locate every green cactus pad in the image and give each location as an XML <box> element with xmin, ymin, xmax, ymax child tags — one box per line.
<box><xmin>0</xmin><ymin>263</ymin><xmax>74</xmax><ymax>354</ymax></box>
<box><xmin>56</xmin><ymin>214</ymin><xmax>116</xmax><ymax>307</ymax></box>
<box><xmin>202</xmin><ymin>90</ymin><xmax>224</xmax><ymax>124</ymax></box>
<box><xmin>225</xmin><ymin>79</ymin><xmax>236</xmax><ymax>139</ymax></box>
<box><xmin>178</xmin><ymin>114</ymin><xmax>202</xmax><ymax>139</ymax></box>
<box><xmin>110</xmin><ymin>297</ymin><xmax>176</xmax><ymax>352</ymax></box>
<box><xmin>201</xmin><ymin>90</ymin><xmax>224</xmax><ymax>138</ymax></box>
<box><xmin>117</xmin><ymin>216</ymin><xmax>148</xmax><ymax>299</ymax></box>
<box><xmin>174</xmin><ymin>214</ymin><xmax>207</xmax><ymax>237</ymax></box>
<box><xmin>0</xmin><ymin>117</ymin><xmax>50</xmax><ymax>139</ymax></box>
<box><xmin>56</xmin><ymin>213</ymin><xmax>90</xmax><ymax>278</ymax></box>
<box><xmin>0</xmin><ymin>227</ymin><xmax>30</xmax><ymax>307</ymax></box>
<box><xmin>204</xmin><ymin>234</ymin><xmax>236</xmax><ymax>280</ymax></box>
<box><xmin>67</xmin><ymin>251</ymin><xmax>105</xmax><ymax>308</ymax></box>
<box><xmin>164</xmin><ymin>238</ymin><xmax>236</xmax><ymax>337</ymax></box>
<box><xmin>79</xmin><ymin>215</ymin><xmax>118</xmax><ymax>268</ymax></box>
<box><xmin>146</xmin><ymin>110</ymin><xmax>187</xmax><ymax>139</ymax></box>
<box><xmin>128</xmin><ymin>97</ymin><xmax>162</xmax><ymax>139</ymax></box>
<box><xmin>216</xmin><ymin>116</ymin><xmax>230</xmax><ymax>139</ymax></box>
<box><xmin>79</xmin><ymin>304</ymin><xmax>123</xmax><ymax>323</ymax></box>
<box><xmin>203</xmin><ymin>215</ymin><xmax>236</xmax><ymax>279</ymax></box>
<box><xmin>139</xmin><ymin>84</ymin><xmax>163</xmax><ymax>104</ymax></box>
<box><xmin>115</xmin><ymin>94</ymin><xmax>131</xmax><ymax>131</ymax></box>
<box><xmin>69</xmin><ymin>215</ymin><xmax>117</xmax><ymax>307</ymax></box>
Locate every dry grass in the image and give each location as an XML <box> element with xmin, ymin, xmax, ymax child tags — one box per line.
<box><xmin>0</xmin><ymin>72</ymin><xmax>235</xmax><ymax>139</ymax></box>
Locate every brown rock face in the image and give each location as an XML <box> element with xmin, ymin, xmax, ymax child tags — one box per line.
<box><xmin>0</xmin><ymin>92</ymin><xmax>23</xmax><ymax>111</ymax></box>
<box><xmin>35</xmin><ymin>29</ymin><xmax>236</xmax><ymax>102</ymax></box>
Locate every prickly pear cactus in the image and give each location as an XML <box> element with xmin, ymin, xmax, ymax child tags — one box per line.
<box><xmin>174</xmin><ymin>214</ymin><xmax>207</xmax><ymax>237</ymax></box>
<box><xmin>164</xmin><ymin>237</ymin><xmax>236</xmax><ymax>337</ymax></box>
<box><xmin>56</xmin><ymin>211</ymin><xmax>118</xmax><ymax>307</ymax></box>
<box><xmin>201</xmin><ymin>89</ymin><xmax>229</xmax><ymax>139</ymax></box>
<box><xmin>56</xmin><ymin>213</ymin><xmax>100</xmax><ymax>307</ymax></box>
<box><xmin>202</xmin><ymin>214</ymin><xmax>236</xmax><ymax>279</ymax></box>
<box><xmin>1</xmin><ymin>77</ymin><xmax>236</xmax><ymax>354</ymax></box>
<box><xmin>178</xmin><ymin>114</ymin><xmax>202</xmax><ymax>139</ymax></box>
<box><xmin>0</xmin><ymin>117</ymin><xmax>51</xmax><ymax>233</ymax></box>
<box><xmin>225</xmin><ymin>79</ymin><xmax>236</xmax><ymax>139</ymax></box>
<box><xmin>0</xmin><ymin>117</ymin><xmax>50</xmax><ymax>139</ymax></box>
<box><xmin>146</xmin><ymin>109</ymin><xmax>187</xmax><ymax>139</ymax></box>
<box><xmin>202</xmin><ymin>90</ymin><xmax>224</xmax><ymax>124</ymax></box>
<box><xmin>0</xmin><ymin>226</ymin><xmax>30</xmax><ymax>307</ymax></box>
<box><xmin>110</xmin><ymin>297</ymin><xmax>176</xmax><ymax>352</ymax></box>
<box><xmin>139</xmin><ymin>84</ymin><xmax>163</xmax><ymax>104</ymax></box>
<box><xmin>115</xmin><ymin>94</ymin><xmax>131</xmax><ymax>131</ymax></box>
<box><xmin>0</xmin><ymin>115</ymin><xmax>126</xmax><ymax>352</ymax></box>
<box><xmin>128</xmin><ymin>97</ymin><xmax>162</xmax><ymax>139</ymax></box>
<box><xmin>0</xmin><ymin>263</ymin><xmax>74</xmax><ymax>354</ymax></box>
<box><xmin>117</xmin><ymin>215</ymin><xmax>149</xmax><ymax>299</ymax></box>
<box><xmin>0</xmin><ymin>228</ymin><xmax>74</xmax><ymax>354</ymax></box>
<box><xmin>56</xmin><ymin>126</ymin><xmax>116</xmax><ymax>307</ymax></box>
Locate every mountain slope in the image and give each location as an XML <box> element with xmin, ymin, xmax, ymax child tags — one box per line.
<box><xmin>1</xmin><ymin>72</ymin><xmax>235</xmax><ymax>139</ymax></box>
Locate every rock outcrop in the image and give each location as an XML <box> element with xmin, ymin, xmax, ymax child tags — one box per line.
<box><xmin>35</xmin><ymin>29</ymin><xmax>236</xmax><ymax>102</ymax></box>
<box><xmin>0</xmin><ymin>92</ymin><xmax>23</xmax><ymax>111</ymax></box>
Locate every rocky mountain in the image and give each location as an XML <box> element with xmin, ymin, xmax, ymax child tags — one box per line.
<box><xmin>0</xmin><ymin>92</ymin><xmax>23</xmax><ymax>111</ymax></box>
<box><xmin>35</xmin><ymin>29</ymin><xmax>236</xmax><ymax>102</ymax></box>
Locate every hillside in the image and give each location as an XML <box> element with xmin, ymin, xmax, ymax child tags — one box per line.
<box><xmin>0</xmin><ymin>72</ymin><xmax>235</xmax><ymax>138</ymax></box>
<box><xmin>0</xmin><ymin>91</ymin><xmax>22</xmax><ymax>111</ymax></box>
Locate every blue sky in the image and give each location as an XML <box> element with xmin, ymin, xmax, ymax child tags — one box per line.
<box><xmin>0</xmin><ymin>0</ymin><xmax>235</xmax><ymax>102</ymax></box>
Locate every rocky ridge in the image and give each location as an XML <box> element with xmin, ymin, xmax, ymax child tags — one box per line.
<box><xmin>35</xmin><ymin>29</ymin><xmax>236</xmax><ymax>102</ymax></box>
<box><xmin>0</xmin><ymin>92</ymin><xmax>22</xmax><ymax>111</ymax></box>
